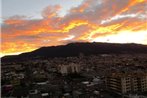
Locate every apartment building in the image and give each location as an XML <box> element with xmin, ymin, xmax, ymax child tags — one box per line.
<box><xmin>58</xmin><ymin>63</ymin><xmax>81</xmax><ymax>75</ymax></box>
<box><xmin>105</xmin><ymin>72</ymin><xmax>147</xmax><ymax>94</ymax></box>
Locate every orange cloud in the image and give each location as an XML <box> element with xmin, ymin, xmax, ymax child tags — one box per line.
<box><xmin>70</xmin><ymin>0</ymin><xmax>91</xmax><ymax>13</ymax></box>
<box><xmin>1</xmin><ymin>0</ymin><xmax>147</xmax><ymax>56</ymax></box>
<box><xmin>116</xmin><ymin>0</ymin><xmax>146</xmax><ymax>15</ymax></box>
<box><xmin>42</xmin><ymin>5</ymin><xmax>61</xmax><ymax>18</ymax></box>
<box><xmin>4</xmin><ymin>19</ymin><xmax>26</xmax><ymax>25</ymax></box>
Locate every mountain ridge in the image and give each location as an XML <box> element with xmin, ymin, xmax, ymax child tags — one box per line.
<box><xmin>2</xmin><ymin>42</ymin><xmax>147</xmax><ymax>62</ymax></box>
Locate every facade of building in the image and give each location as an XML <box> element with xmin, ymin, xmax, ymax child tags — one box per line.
<box><xmin>105</xmin><ymin>72</ymin><xmax>147</xmax><ymax>94</ymax></box>
<box><xmin>58</xmin><ymin>63</ymin><xmax>81</xmax><ymax>75</ymax></box>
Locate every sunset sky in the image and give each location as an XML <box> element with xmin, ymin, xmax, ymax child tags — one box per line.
<box><xmin>1</xmin><ymin>0</ymin><xmax>147</xmax><ymax>57</ymax></box>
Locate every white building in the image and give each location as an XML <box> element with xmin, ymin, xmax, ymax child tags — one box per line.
<box><xmin>58</xmin><ymin>63</ymin><xmax>81</xmax><ymax>75</ymax></box>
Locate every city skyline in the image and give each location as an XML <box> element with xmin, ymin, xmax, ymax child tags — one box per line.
<box><xmin>1</xmin><ymin>0</ymin><xmax>147</xmax><ymax>57</ymax></box>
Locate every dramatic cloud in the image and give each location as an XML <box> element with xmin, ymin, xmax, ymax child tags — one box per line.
<box><xmin>42</xmin><ymin>5</ymin><xmax>61</xmax><ymax>18</ymax></box>
<box><xmin>1</xmin><ymin>0</ymin><xmax>147</xmax><ymax>56</ymax></box>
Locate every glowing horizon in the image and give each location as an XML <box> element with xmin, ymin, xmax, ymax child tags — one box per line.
<box><xmin>1</xmin><ymin>0</ymin><xmax>147</xmax><ymax>56</ymax></box>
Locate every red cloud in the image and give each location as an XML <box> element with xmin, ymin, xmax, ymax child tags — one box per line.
<box><xmin>1</xmin><ymin>0</ymin><xmax>147</xmax><ymax>56</ymax></box>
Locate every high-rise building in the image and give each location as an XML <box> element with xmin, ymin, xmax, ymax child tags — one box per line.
<box><xmin>58</xmin><ymin>63</ymin><xmax>81</xmax><ymax>75</ymax></box>
<box><xmin>105</xmin><ymin>72</ymin><xmax>147</xmax><ymax>94</ymax></box>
